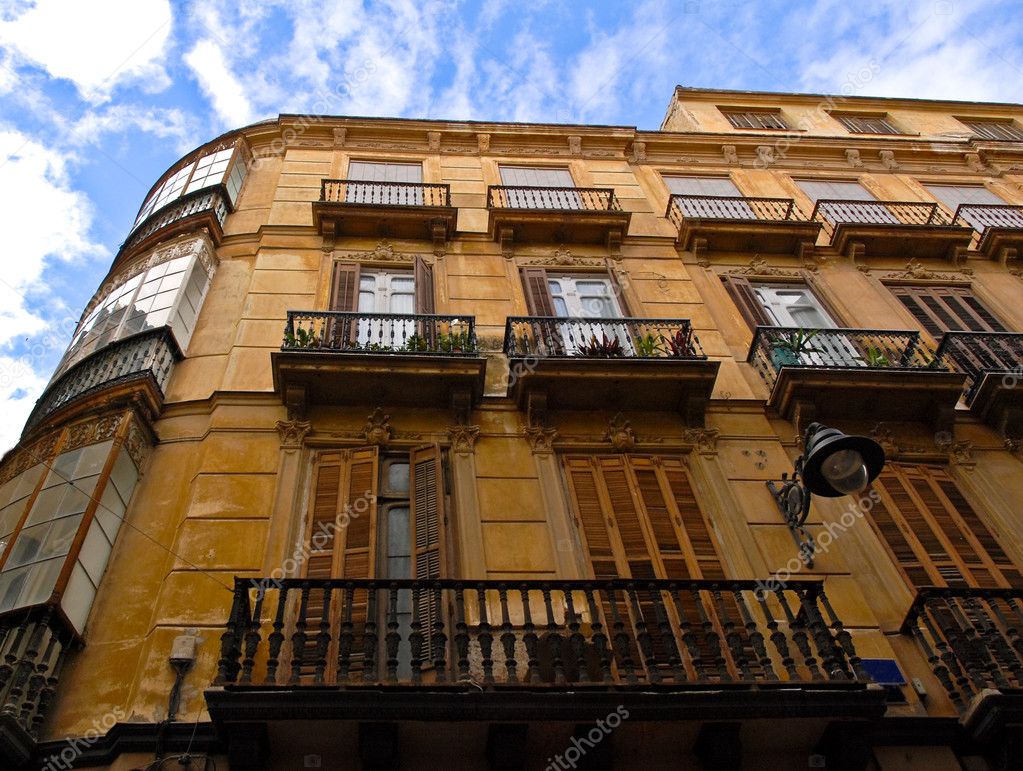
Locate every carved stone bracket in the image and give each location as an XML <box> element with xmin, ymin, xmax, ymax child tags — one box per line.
<box><xmin>499</xmin><ymin>226</ymin><xmax>515</xmax><ymax>260</ymax></box>
<box><xmin>879</xmin><ymin>150</ymin><xmax>898</xmax><ymax>170</ymax></box>
<box><xmin>630</xmin><ymin>141</ymin><xmax>647</xmax><ymax>163</ymax></box>
<box><xmin>523</xmin><ymin>425</ymin><xmax>559</xmax><ymax>455</ymax></box>
<box><xmin>682</xmin><ymin>427</ymin><xmax>719</xmax><ymax>456</ymax></box>
<box><xmin>477</xmin><ymin>133</ymin><xmax>490</xmax><ymax>154</ymax></box>
<box><xmin>845</xmin><ymin>149</ymin><xmax>863</xmax><ymax>168</ymax></box>
<box><xmin>333</xmin><ymin>127</ymin><xmax>347</xmax><ymax>147</ymax></box>
<box><xmin>276</xmin><ymin>419</ymin><xmax>312</xmax><ymax>449</ymax></box>
<box><xmin>722</xmin><ymin>145</ymin><xmax>738</xmax><ymax>165</ymax></box>
<box><xmin>447</xmin><ymin>424</ymin><xmax>480</xmax><ymax>455</ymax></box>
<box><xmin>935</xmin><ymin>431</ymin><xmax>975</xmax><ymax>469</ymax></box>
<box><xmin>603</xmin><ymin>413</ymin><xmax>636</xmax><ymax>452</ymax></box>
<box><xmin>567</xmin><ymin>135</ymin><xmax>582</xmax><ymax>156</ymax></box>
<box><xmin>525</xmin><ymin>389</ymin><xmax>548</xmax><ymax>430</ymax></box>
<box><xmin>606</xmin><ymin>229</ymin><xmax>623</xmax><ymax>261</ymax></box>
<box><xmin>284</xmin><ymin>384</ymin><xmax>308</xmax><ymax>421</ymax></box>
<box><xmin>450</xmin><ymin>386</ymin><xmax>472</xmax><ymax>426</ymax></box>
<box><xmin>691</xmin><ymin>237</ymin><xmax>708</xmax><ymax>265</ymax></box>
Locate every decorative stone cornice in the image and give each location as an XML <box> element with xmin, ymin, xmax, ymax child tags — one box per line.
<box><xmin>935</xmin><ymin>431</ymin><xmax>975</xmax><ymax>469</ymax></box>
<box><xmin>340</xmin><ymin>241</ymin><xmax>417</xmax><ymax>264</ymax></box>
<box><xmin>447</xmin><ymin>424</ymin><xmax>480</xmax><ymax>455</ymax></box>
<box><xmin>723</xmin><ymin>257</ymin><xmax>808</xmax><ymax>278</ymax></box>
<box><xmin>520</xmin><ymin>248</ymin><xmax>605</xmax><ymax>268</ymax></box>
<box><xmin>879</xmin><ymin>258</ymin><xmax>973</xmax><ymax>281</ymax></box>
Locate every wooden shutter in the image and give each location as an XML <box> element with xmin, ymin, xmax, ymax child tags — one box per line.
<box><xmin>414</xmin><ymin>256</ymin><xmax>435</xmax><ymax>314</ymax></box>
<box><xmin>606</xmin><ymin>263</ymin><xmax>632</xmax><ymax>317</ymax></box>
<box><xmin>300</xmin><ymin>447</ymin><xmax>378</xmax><ymax>680</ymax></box>
<box><xmin>721</xmin><ymin>275</ymin><xmax>772</xmax><ymax>330</ymax></box>
<box><xmin>867</xmin><ymin>464</ymin><xmax>1022</xmax><ymax>590</ymax></box>
<box><xmin>410</xmin><ymin>445</ymin><xmax>445</xmax><ymax>580</ymax></box>
<box><xmin>330</xmin><ymin>262</ymin><xmax>360</xmax><ymax>312</ymax></box>
<box><xmin>889</xmin><ymin>285</ymin><xmax>1006</xmax><ymax>335</ymax></box>
<box><xmin>563</xmin><ymin>457</ymin><xmax>619</xmax><ymax>579</ymax></box>
<box><xmin>521</xmin><ymin>268</ymin><xmax>556</xmax><ymax>316</ymax></box>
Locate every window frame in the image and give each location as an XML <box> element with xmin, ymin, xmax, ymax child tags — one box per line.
<box><xmin>957</xmin><ymin>117</ymin><xmax>1023</xmax><ymax>142</ymax></box>
<box><xmin>830</xmin><ymin>112</ymin><xmax>902</xmax><ymax>135</ymax></box>
<box><xmin>719</xmin><ymin>108</ymin><xmax>789</xmax><ymax>131</ymax></box>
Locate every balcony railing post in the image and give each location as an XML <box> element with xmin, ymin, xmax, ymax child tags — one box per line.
<box><xmin>266</xmin><ymin>585</ymin><xmax>289</xmax><ymax>684</ymax></box>
<box><xmin>216</xmin><ymin>580</ymin><xmax>250</xmax><ymax>685</ymax></box>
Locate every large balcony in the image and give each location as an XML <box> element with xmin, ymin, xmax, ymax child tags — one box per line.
<box><xmin>902</xmin><ymin>587</ymin><xmax>1023</xmax><ymax>720</ymax></box>
<box><xmin>311</xmin><ymin>179</ymin><xmax>457</xmax><ymax>244</ymax></box>
<box><xmin>952</xmin><ymin>203</ymin><xmax>1023</xmax><ymax>260</ymax></box>
<box><xmin>666</xmin><ymin>194</ymin><xmax>822</xmax><ymax>255</ymax></box>
<box><xmin>271</xmin><ymin>311</ymin><xmax>486</xmax><ymax>415</ymax></box>
<box><xmin>24</xmin><ymin>328</ymin><xmax>179</xmax><ymax>435</ymax></box>
<box><xmin>503</xmin><ymin>316</ymin><xmax>718</xmax><ymax>422</ymax></box>
<box><xmin>207</xmin><ymin>577</ymin><xmax>879</xmax><ymax>724</ymax></box>
<box><xmin>747</xmin><ymin>326</ymin><xmax>966</xmax><ymax>429</ymax></box>
<box><xmin>936</xmin><ymin>331</ymin><xmax>1023</xmax><ymax>436</ymax></box>
<box><xmin>486</xmin><ymin>185</ymin><xmax>631</xmax><ymax>249</ymax></box>
<box><xmin>117</xmin><ymin>185</ymin><xmax>230</xmax><ymax>268</ymax></box>
<box><xmin>810</xmin><ymin>199</ymin><xmax>973</xmax><ymax>259</ymax></box>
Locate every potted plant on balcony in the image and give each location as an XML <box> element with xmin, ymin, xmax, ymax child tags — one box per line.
<box><xmin>770</xmin><ymin>328</ymin><xmax>818</xmax><ymax>368</ymax></box>
<box><xmin>283</xmin><ymin>327</ymin><xmax>320</xmax><ymax>349</ymax></box>
<box><xmin>633</xmin><ymin>333</ymin><xmax>663</xmax><ymax>357</ymax></box>
<box><xmin>437</xmin><ymin>330</ymin><xmax>470</xmax><ymax>353</ymax></box>
<box><xmin>862</xmin><ymin>345</ymin><xmax>891</xmax><ymax>367</ymax></box>
<box><xmin>576</xmin><ymin>333</ymin><xmax>624</xmax><ymax>357</ymax></box>
<box><xmin>660</xmin><ymin>327</ymin><xmax>696</xmax><ymax>358</ymax></box>
<box><xmin>403</xmin><ymin>333</ymin><xmax>429</xmax><ymax>352</ymax></box>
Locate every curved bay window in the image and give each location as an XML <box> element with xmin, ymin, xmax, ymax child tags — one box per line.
<box><xmin>0</xmin><ymin>414</ymin><xmax>144</xmax><ymax>636</ymax></box>
<box><xmin>54</xmin><ymin>238</ymin><xmax>215</xmax><ymax>380</ymax></box>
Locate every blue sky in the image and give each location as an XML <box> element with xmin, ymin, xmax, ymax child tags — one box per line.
<box><xmin>0</xmin><ymin>0</ymin><xmax>1021</xmax><ymax>452</ymax></box>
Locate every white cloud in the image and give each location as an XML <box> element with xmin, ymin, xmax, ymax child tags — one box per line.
<box><xmin>0</xmin><ymin>0</ymin><xmax>173</xmax><ymax>102</ymax></box>
<box><xmin>184</xmin><ymin>38</ymin><xmax>256</xmax><ymax>127</ymax></box>
<box><xmin>68</xmin><ymin>104</ymin><xmax>199</xmax><ymax>155</ymax></box>
<box><xmin>0</xmin><ymin>130</ymin><xmax>106</xmax><ymax>454</ymax></box>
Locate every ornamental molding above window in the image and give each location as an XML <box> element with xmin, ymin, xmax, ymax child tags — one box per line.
<box><xmin>334</xmin><ymin>241</ymin><xmax>435</xmax><ymax>266</ymax></box>
<box><xmin>721</xmin><ymin>257</ymin><xmax>810</xmax><ymax>278</ymax></box>
<box><xmin>875</xmin><ymin>258</ymin><xmax>974</xmax><ymax>281</ymax></box>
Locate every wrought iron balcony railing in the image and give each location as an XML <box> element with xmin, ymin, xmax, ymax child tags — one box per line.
<box><xmin>901</xmin><ymin>587</ymin><xmax>1023</xmax><ymax>709</ymax></box>
<box><xmin>748</xmin><ymin>327</ymin><xmax>942</xmax><ymax>391</ymax></box>
<box><xmin>121</xmin><ymin>185</ymin><xmax>230</xmax><ymax>256</ymax></box>
<box><xmin>215</xmin><ymin>578</ymin><xmax>869</xmax><ymax>688</ymax></box>
<box><xmin>936</xmin><ymin>331</ymin><xmax>1023</xmax><ymax>403</ymax></box>
<box><xmin>810</xmin><ymin>199</ymin><xmax>950</xmax><ymax>242</ymax></box>
<box><xmin>283</xmin><ymin>311</ymin><xmax>478</xmax><ymax>355</ymax></box>
<box><xmin>504</xmin><ymin>317</ymin><xmax>705</xmax><ymax>359</ymax></box>
<box><xmin>320</xmin><ymin>179</ymin><xmax>451</xmax><ymax>207</ymax></box>
<box><xmin>25</xmin><ymin>328</ymin><xmax>179</xmax><ymax>433</ymax></box>
<box><xmin>487</xmin><ymin>186</ymin><xmax>621</xmax><ymax>212</ymax></box>
<box><xmin>666</xmin><ymin>194</ymin><xmax>804</xmax><ymax>227</ymax></box>
<box><xmin>952</xmin><ymin>203</ymin><xmax>1023</xmax><ymax>233</ymax></box>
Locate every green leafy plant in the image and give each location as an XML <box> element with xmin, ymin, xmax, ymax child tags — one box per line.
<box><xmin>283</xmin><ymin>327</ymin><xmax>320</xmax><ymax>349</ymax></box>
<box><xmin>437</xmin><ymin>330</ymin><xmax>471</xmax><ymax>353</ymax></box>
<box><xmin>576</xmin><ymin>333</ymin><xmax>624</xmax><ymax>357</ymax></box>
<box><xmin>771</xmin><ymin>328</ymin><xmax>819</xmax><ymax>354</ymax></box>
<box><xmin>634</xmin><ymin>333</ymin><xmax>662</xmax><ymax>357</ymax></box>
<box><xmin>403</xmin><ymin>333</ymin><xmax>429</xmax><ymax>352</ymax></box>
<box><xmin>660</xmin><ymin>327</ymin><xmax>696</xmax><ymax>358</ymax></box>
<box><xmin>862</xmin><ymin>346</ymin><xmax>891</xmax><ymax>367</ymax></box>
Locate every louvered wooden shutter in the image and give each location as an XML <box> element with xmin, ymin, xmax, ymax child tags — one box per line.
<box><xmin>890</xmin><ymin>285</ymin><xmax>1006</xmax><ymax>335</ymax></box>
<box><xmin>410</xmin><ymin>445</ymin><xmax>445</xmax><ymax>660</ymax></box>
<box><xmin>521</xmin><ymin>268</ymin><xmax>556</xmax><ymax>316</ymax></box>
<box><xmin>563</xmin><ymin>457</ymin><xmax>619</xmax><ymax>579</ymax></box>
<box><xmin>410</xmin><ymin>445</ymin><xmax>445</xmax><ymax>580</ymax></box>
<box><xmin>721</xmin><ymin>275</ymin><xmax>772</xmax><ymax>330</ymax></box>
<box><xmin>300</xmin><ymin>447</ymin><xmax>378</xmax><ymax>681</ymax></box>
<box><xmin>414</xmin><ymin>256</ymin><xmax>435</xmax><ymax>314</ymax></box>
<box><xmin>330</xmin><ymin>262</ymin><xmax>360</xmax><ymax>311</ymax></box>
<box><xmin>868</xmin><ymin>464</ymin><xmax>1022</xmax><ymax>590</ymax></box>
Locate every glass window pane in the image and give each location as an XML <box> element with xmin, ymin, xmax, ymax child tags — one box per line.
<box><xmin>79</xmin><ymin>521</ymin><xmax>112</xmax><ymax>583</ymax></box>
<box><xmin>75</xmin><ymin>441</ymin><xmax>112</xmax><ymax>479</ymax></box>
<box><xmin>386</xmin><ymin>463</ymin><xmax>410</xmax><ymax>495</ymax></box>
<box><xmin>61</xmin><ymin>562</ymin><xmax>97</xmax><ymax>635</ymax></box>
<box><xmin>110</xmin><ymin>452</ymin><xmax>139</xmax><ymax>502</ymax></box>
<box><xmin>96</xmin><ymin>485</ymin><xmax>125</xmax><ymax>542</ymax></box>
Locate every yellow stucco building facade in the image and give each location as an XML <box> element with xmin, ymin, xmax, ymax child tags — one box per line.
<box><xmin>2</xmin><ymin>86</ymin><xmax>1023</xmax><ymax>770</ymax></box>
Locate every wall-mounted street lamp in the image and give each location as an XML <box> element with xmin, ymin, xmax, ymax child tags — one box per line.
<box><xmin>767</xmin><ymin>422</ymin><xmax>886</xmax><ymax>567</ymax></box>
